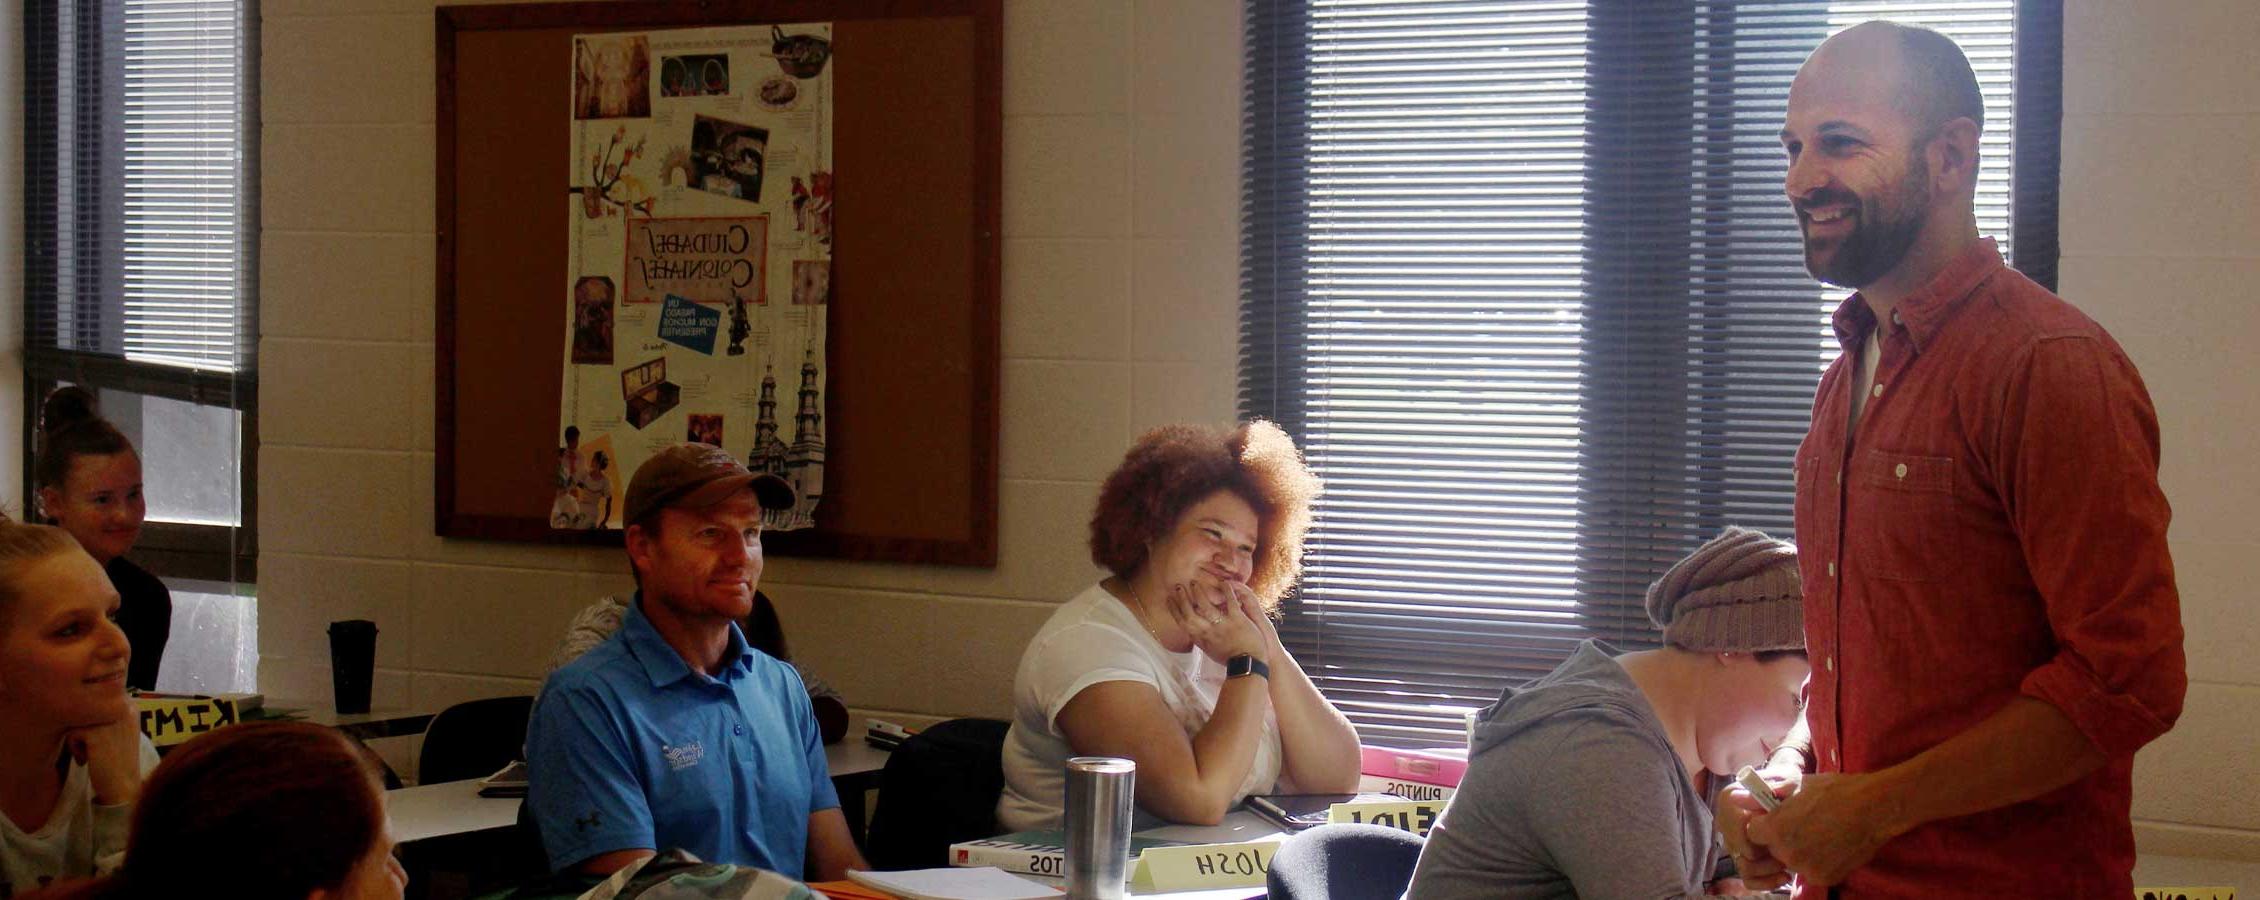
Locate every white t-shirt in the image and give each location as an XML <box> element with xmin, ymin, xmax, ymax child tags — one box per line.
<box><xmin>994</xmin><ymin>584</ymin><xmax>1282</xmax><ymax>833</ymax></box>
<box><xmin>1</xmin><ymin>738</ymin><xmax>161</xmax><ymax>898</ymax></box>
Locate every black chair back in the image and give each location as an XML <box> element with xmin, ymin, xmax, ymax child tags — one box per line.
<box><xmin>1266</xmin><ymin>822</ymin><xmax>1428</xmax><ymax>900</ymax></box>
<box><xmin>417</xmin><ymin>695</ymin><xmax>535</xmax><ymax>784</ymax></box>
<box><xmin>864</xmin><ymin>717</ymin><xmax>1011</xmax><ymax>870</ymax></box>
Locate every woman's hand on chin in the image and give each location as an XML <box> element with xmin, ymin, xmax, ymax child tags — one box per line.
<box><xmin>1167</xmin><ymin>581</ymin><xmax>1268</xmax><ymax>665</ymax></box>
<box><xmin>68</xmin><ymin>704</ymin><xmax>145</xmax><ymax>805</ymax></box>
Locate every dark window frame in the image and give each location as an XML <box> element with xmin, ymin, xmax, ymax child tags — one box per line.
<box><xmin>21</xmin><ymin>0</ymin><xmax>262</xmax><ymax>584</ymax></box>
<box><xmin>1242</xmin><ymin>0</ymin><xmax>2062</xmax><ymax>745</ymax></box>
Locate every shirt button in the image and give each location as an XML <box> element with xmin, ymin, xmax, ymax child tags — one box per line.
<box><xmin>1830</xmin><ymin>748</ymin><xmax>1840</xmax><ymax>765</ymax></box>
<box><xmin>1825</xmin><ymin>655</ymin><xmax>1834</xmax><ymax>672</ymax></box>
<box><xmin>1871</xmin><ymin>383</ymin><xmax>1884</xmax><ymax>398</ymax></box>
<box><xmin>1827</xmin><ymin>561</ymin><xmax>1837</xmax><ymax>577</ymax></box>
<box><xmin>734</xmin><ymin>724</ymin><xmax>744</xmax><ymax>736</ymax></box>
<box><xmin>1894</xmin><ymin>463</ymin><xmax>1908</xmax><ymax>479</ymax></box>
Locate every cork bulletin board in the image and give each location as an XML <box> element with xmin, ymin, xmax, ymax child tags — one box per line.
<box><xmin>436</xmin><ymin>0</ymin><xmax>1000</xmax><ymax>565</ymax></box>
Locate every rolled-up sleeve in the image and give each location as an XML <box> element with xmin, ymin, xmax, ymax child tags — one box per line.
<box><xmin>1998</xmin><ymin>334</ymin><xmax>2187</xmax><ymax>758</ymax></box>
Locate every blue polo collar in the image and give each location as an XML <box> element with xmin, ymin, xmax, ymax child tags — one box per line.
<box><xmin>621</xmin><ymin>592</ymin><xmax>758</xmax><ymax>688</ymax></box>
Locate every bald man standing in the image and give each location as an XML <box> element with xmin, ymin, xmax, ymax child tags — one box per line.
<box><xmin>1716</xmin><ymin>22</ymin><xmax>2187</xmax><ymax>898</ymax></box>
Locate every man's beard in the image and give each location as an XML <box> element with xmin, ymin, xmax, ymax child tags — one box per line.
<box><xmin>1801</xmin><ymin>155</ymin><xmax>1931</xmax><ymax>289</ymax></box>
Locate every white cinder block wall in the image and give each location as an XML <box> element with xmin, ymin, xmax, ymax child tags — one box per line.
<box><xmin>2060</xmin><ymin>0</ymin><xmax>2260</xmax><ymax>864</ymax></box>
<box><xmin>253</xmin><ymin>0</ymin><xmax>1239</xmax><ymax>755</ymax></box>
<box><xmin>242</xmin><ymin>0</ymin><xmax>2256</xmax><ymax>860</ymax></box>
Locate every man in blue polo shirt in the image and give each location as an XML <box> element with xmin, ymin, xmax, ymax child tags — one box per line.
<box><xmin>527</xmin><ymin>443</ymin><xmax>867</xmax><ymax>880</ymax></box>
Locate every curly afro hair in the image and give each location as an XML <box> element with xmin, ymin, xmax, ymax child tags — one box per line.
<box><xmin>1088</xmin><ymin>420</ymin><xmax>1320</xmax><ymax>609</ymax></box>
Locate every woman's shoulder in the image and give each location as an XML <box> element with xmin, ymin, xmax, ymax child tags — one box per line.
<box><xmin>1015</xmin><ymin>586</ymin><xmax>1166</xmax><ymax>679</ymax></box>
<box><xmin>1032</xmin><ymin>584</ymin><xmax>1142</xmax><ymax>638</ymax></box>
<box><xmin>102</xmin><ymin>557</ymin><xmax>168</xmax><ymax>599</ymax></box>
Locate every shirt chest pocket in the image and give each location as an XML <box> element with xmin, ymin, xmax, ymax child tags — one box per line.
<box><xmin>1853</xmin><ymin>449</ymin><xmax>1955</xmax><ymax>582</ymax></box>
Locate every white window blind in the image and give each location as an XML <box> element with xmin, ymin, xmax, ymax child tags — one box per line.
<box><xmin>121</xmin><ymin>0</ymin><xmax>248</xmax><ymax>371</ymax></box>
<box><xmin>1242</xmin><ymin>0</ymin><xmax>2056</xmax><ymax>747</ymax></box>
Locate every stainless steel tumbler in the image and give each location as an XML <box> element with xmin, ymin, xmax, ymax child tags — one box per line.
<box><xmin>1063</xmin><ymin>756</ymin><xmax>1136</xmax><ymax>900</ymax></box>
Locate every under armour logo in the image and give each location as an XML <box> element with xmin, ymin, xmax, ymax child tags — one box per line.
<box><xmin>575</xmin><ymin>811</ymin><xmax>603</xmax><ymax>833</ymax></box>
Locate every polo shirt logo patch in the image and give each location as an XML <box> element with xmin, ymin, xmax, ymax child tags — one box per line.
<box><xmin>662</xmin><ymin>740</ymin><xmax>706</xmax><ymax>771</ymax></box>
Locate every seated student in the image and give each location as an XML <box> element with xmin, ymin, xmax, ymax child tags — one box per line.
<box><xmin>0</xmin><ymin>519</ymin><xmax>159</xmax><ymax>898</ymax></box>
<box><xmin>548</xmin><ymin>588</ymin><xmax>851</xmax><ymax>745</ymax></box>
<box><xmin>1406</xmin><ymin>527</ymin><xmax>1810</xmax><ymax>900</ymax></box>
<box><xmin>526</xmin><ymin>444</ymin><xmax>866</xmax><ymax>880</ymax></box>
<box><xmin>26</xmin><ymin>722</ymin><xmax>405</xmax><ymax>900</ymax></box>
<box><xmin>995</xmin><ymin>422</ymin><xmax>1361</xmax><ymax>831</ymax></box>
<box><xmin>34</xmin><ymin>388</ymin><xmax>170</xmax><ymax>692</ymax></box>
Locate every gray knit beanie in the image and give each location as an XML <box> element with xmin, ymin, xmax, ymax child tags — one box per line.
<box><xmin>1644</xmin><ymin>526</ymin><xmax>1803</xmax><ymax>653</ymax></box>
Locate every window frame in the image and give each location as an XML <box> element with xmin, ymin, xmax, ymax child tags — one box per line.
<box><xmin>20</xmin><ymin>0</ymin><xmax>262</xmax><ymax>584</ymax></box>
<box><xmin>1240</xmin><ymin>0</ymin><xmax>2062</xmax><ymax>745</ymax></box>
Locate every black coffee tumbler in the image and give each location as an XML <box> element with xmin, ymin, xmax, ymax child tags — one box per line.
<box><xmin>327</xmin><ymin>619</ymin><xmax>378</xmax><ymax>715</ymax></box>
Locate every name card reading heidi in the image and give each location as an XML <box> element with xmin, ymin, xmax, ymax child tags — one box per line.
<box><xmin>1327</xmin><ymin>798</ymin><xmax>1445</xmax><ymax>837</ymax></box>
<box><xmin>1132</xmin><ymin>840</ymin><xmax>1280</xmax><ymax>891</ymax></box>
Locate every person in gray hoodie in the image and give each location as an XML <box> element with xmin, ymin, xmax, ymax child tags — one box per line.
<box><xmin>1406</xmin><ymin>527</ymin><xmax>1809</xmax><ymax>899</ymax></box>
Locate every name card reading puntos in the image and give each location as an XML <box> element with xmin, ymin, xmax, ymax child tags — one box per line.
<box><xmin>1131</xmin><ymin>840</ymin><xmax>1280</xmax><ymax>891</ymax></box>
<box><xmin>2135</xmin><ymin>889</ymin><xmax>2237</xmax><ymax>900</ymax></box>
<box><xmin>1327</xmin><ymin>798</ymin><xmax>1445</xmax><ymax>837</ymax></box>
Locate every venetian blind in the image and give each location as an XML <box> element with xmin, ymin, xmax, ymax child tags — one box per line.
<box><xmin>1242</xmin><ymin>0</ymin><xmax>2058</xmax><ymax>746</ymax></box>
<box><xmin>26</xmin><ymin>0</ymin><xmax>253</xmax><ymax>374</ymax></box>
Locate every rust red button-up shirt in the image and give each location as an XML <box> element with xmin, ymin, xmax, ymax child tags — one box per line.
<box><xmin>1791</xmin><ymin>240</ymin><xmax>2186</xmax><ymax>898</ymax></box>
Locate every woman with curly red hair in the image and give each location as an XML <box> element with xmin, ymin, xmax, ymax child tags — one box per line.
<box><xmin>995</xmin><ymin>421</ymin><xmax>1360</xmax><ymax>830</ymax></box>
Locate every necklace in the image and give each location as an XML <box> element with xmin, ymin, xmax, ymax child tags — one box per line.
<box><xmin>1115</xmin><ymin>580</ymin><xmax>1182</xmax><ymax>651</ymax></box>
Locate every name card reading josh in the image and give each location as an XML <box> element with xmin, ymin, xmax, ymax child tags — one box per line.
<box><xmin>1327</xmin><ymin>798</ymin><xmax>1444</xmax><ymax>837</ymax></box>
<box><xmin>1132</xmin><ymin>840</ymin><xmax>1280</xmax><ymax>891</ymax></box>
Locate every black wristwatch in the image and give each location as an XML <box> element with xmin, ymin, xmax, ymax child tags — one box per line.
<box><xmin>1226</xmin><ymin>654</ymin><xmax>1271</xmax><ymax>681</ymax></box>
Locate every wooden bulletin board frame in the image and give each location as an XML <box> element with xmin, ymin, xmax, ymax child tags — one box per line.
<box><xmin>436</xmin><ymin>0</ymin><xmax>1000</xmax><ymax>565</ymax></box>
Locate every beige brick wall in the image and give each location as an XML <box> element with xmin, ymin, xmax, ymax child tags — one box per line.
<box><xmin>2060</xmin><ymin>0</ymin><xmax>2260</xmax><ymax>862</ymax></box>
<box><xmin>253</xmin><ymin>0</ymin><xmax>1240</xmax><ymax>730</ymax></box>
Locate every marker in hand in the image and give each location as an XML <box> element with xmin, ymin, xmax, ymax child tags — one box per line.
<box><xmin>1736</xmin><ymin>765</ymin><xmax>1782</xmax><ymax>812</ymax></box>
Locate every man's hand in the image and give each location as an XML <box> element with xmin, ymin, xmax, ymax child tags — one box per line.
<box><xmin>1715</xmin><ymin>763</ymin><xmax>1801</xmax><ymax>892</ymax></box>
<box><xmin>1743</xmin><ymin>771</ymin><xmax>1900</xmax><ymax>888</ymax></box>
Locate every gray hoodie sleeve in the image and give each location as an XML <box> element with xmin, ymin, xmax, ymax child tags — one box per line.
<box><xmin>1411</xmin><ymin>713</ymin><xmax>1712</xmax><ymax>900</ymax></box>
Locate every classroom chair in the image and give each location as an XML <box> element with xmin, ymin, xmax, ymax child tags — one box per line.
<box><xmin>863</xmin><ymin>717</ymin><xmax>1011</xmax><ymax>869</ymax></box>
<box><xmin>418</xmin><ymin>694</ymin><xmax>536</xmax><ymax>784</ymax></box>
<box><xmin>1267</xmin><ymin>823</ymin><xmax>1427</xmax><ymax>900</ymax></box>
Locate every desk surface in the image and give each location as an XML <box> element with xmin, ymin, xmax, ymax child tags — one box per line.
<box><xmin>265</xmin><ymin>697</ymin><xmax>440</xmax><ymax>741</ymax></box>
<box><xmin>826</xmin><ymin>739</ymin><xmax>891</xmax><ymax>779</ymax></box>
<box><xmin>389</xmin><ymin>740</ymin><xmax>891</xmax><ymax>845</ymax></box>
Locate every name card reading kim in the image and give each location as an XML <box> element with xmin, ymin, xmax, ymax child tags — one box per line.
<box><xmin>1132</xmin><ymin>840</ymin><xmax>1281</xmax><ymax>891</ymax></box>
<box><xmin>136</xmin><ymin>695</ymin><xmax>245</xmax><ymax>747</ymax></box>
<box><xmin>1327</xmin><ymin>798</ymin><xmax>1445</xmax><ymax>838</ymax></box>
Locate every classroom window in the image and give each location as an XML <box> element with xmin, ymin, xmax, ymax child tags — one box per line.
<box><xmin>23</xmin><ymin>0</ymin><xmax>258</xmax><ymax>690</ymax></box>
<box><xmin>1241</xmin><ymin>1</ymin><xmax>2059</xmax><ymax>746</ymax></box>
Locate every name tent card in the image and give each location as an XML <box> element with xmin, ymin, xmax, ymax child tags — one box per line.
<box><xmin>1131</xmin><ymin>840</ymin><xmax>1281</xmax><ymax>891</ymax></box>
<box><xmin>1325</xmin><ymin>798</ymin><xmax>1446</xmax><ymax>837</ymax></box>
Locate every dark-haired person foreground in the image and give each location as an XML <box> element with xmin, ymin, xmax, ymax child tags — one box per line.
<box><xmin>24</xmin><ymin>723</ymin><xmax>404</xmax><ymax>900</ymax></box>
<box><xmin>1406</xmin><ymin>528</ymin><xmax>1809</xmax><ymax>900</ymax></box>
<box><xmin>1718</xmin><ymin>21</ymin><xmax>2186</xmax><ymax>897</ymax></box>
<box><xmin>995</xmin><ymin>421</ymin><xmax>1360</xmax><ymax>831</ymax></box>
<box><xmin>34</xmin><ymin>388</ymin><xmax>169</xmax><ymax>692</ymax></box>
<box><xmin>0</xmin><ymin>520</ymin><xmax>158</xmax><ymax>898</ymax></box>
